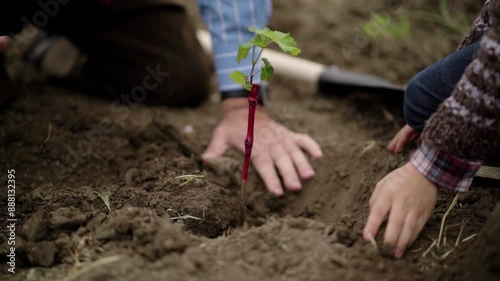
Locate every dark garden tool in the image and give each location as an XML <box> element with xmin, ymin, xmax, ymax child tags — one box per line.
<box><xmin>197</xmin><ymin>30</ymin><xmax>405</xmax><ymax>96</ymax></box>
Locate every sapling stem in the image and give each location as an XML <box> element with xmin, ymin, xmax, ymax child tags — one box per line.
<box><xmin>240</xmin><ymin>41</ymin><xmax>263</xmax><ymax>222</ymax></box>
<box><xmin>252</xmin><ymin>68</ymin><xmax>263</xmax><ymax>78</ymax></box>
<box><xmin>240</xmin><ymin>180</ymin><xmax>248</xmax><ymax>223</ymax></box>
<box><xmin>228</xmin><ymin>27</ymin><xmax>301</xmax><ymax>224</ymax></box>
<box><xmin>251</xmin><ymin>45</ymin><xmax>256</xmax><ymax>64</ymax></box>
<box><xmin>240</xmin><ymin>83</ymin><xmax>261</xmax><ymax>222</ymax></box>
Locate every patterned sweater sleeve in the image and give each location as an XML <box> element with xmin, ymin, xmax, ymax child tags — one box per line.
<box><xmin>458</xmin><ymin>0</ymin><xmax>491</xmax><ymax>50</ymax></box>
<box><xmin>411</xmin><ymin>1</ymin><xmax>500</xmax><ymax>192</ymax></box>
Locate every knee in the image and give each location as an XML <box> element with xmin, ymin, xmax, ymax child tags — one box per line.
<box><xmin>403</xmin><ymin>64</ymin><xmax>446</xmax><ymax>132</ymax></box>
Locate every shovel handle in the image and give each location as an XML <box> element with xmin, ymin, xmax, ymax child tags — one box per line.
<box><xmin>196</xmin><ymin>30</ymin><xmax>405</xmax><ymax>95</ymax></box>
<box><xmin>196</xmin><ymin>30</ymin><xmax>324</xmax><ymax>84</ymax></box>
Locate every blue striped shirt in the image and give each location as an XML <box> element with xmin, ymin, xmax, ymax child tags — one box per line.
<box><xmin>198</xmin><ymin>0</ymin><xmax>272</xmax><ymax>92</ymax></box>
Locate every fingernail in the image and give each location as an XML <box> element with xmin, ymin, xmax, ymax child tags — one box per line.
<box><xmin>202</xmin><ymin>153</ymin><xmax>216</xmax><ymax>161</ymax></box>
<box><xmin>274</xmin><ymin>189</ymin><xmax>284</xmax><ymax>196</ymax></box>
<box><xmin>304</xmin><ymin>170</ymin><xmax>315</xmax><ymax>179</ymax></box>
<box><xmin>363</xmin><ymin>230</ymin><xmax>372</xmax><ymax>240</ymax></box>
<box><xmin>290</xmin><ymin>181</ymin><xmax>302</xmax><ymax>191</ymax></box>
<box><xmin>395</xmin><ymin>248</ymin><xmax>403</xmax><ymax>259</ymax></box>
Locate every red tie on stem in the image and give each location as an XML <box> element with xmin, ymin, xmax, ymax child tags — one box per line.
<box><xmin>240</xmin><ymin>83</ymin><xmax>260</xmax><ymax>223</ymax></box>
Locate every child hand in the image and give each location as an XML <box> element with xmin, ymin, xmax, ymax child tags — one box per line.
<box><xmin>387</xmin><ymin>124</ymin><xmax>420</xmax><ymax>153</ymax></box>
<box><xmin>363</xmin><ymin>162</ymin><xmax>438</xmax><ymax>258</ymax></box>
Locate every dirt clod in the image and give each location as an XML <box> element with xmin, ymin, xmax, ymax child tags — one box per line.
<box><xmin>27</xmin><ymin>241</ymin><xmax>57</xmax><ymax>267</ymax></box>
<box><xmin>49</xmin><ymin>207</ymin><xmax>87</xmax><ymax>229</ymax></box>
<box><xmin>379</xmin><ymin>244</ymin><xmax>396</xmax><ymax>259</ymax></box>
<box><xmin>22</xmin><ymin>211</ymin><xmax>48</xmax><ymax>242</ymax></box>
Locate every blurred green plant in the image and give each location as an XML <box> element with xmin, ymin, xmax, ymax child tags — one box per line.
<box><xmin>409</xmin><ymin>0</ymin><xmax>471</xmax><ymax>35</ymax></box>
<box><xmin>362</xmin><ymin>12</ymin><xmax>411</xmax><ymax>40</ymax></box>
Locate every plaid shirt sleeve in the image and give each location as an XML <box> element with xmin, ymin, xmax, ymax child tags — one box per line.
<box><xmin>411</xmin><ymin>142</ymin><xmax>483</xmax><ymax>192</ymax></box>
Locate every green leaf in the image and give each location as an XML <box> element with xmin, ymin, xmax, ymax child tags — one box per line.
<box><xmin>229</xmin><ymin>70</ymin><xmax>251</xmax><ymax>91</ymax></box>
<box><xmin>236</xmin><ymin>44</ymin><xmax>251</xmax><ymax>63</ymax></box>
<box><xmin>236</xmin><ymin>35</ymin><xmax>272</xmax><ymax>63</ymax></box>
<box><xmin>242</xmin><ymin>81</ymin><xmax>252</xmax><ymax>91</ymax></box>
<box><xmin>252</xmin><ymin>34</ymin><xmax>272</xmax><ymax>48</ymax></box>
<box><xmin>248</xmin><ymin>27</ymin><xmax>262</xmax><ymax>33</ymax></box>
<box><xmin>248</xmin><ymin>28</ymin><xmax>273</xmax><ymax>48</ymax></box>
<box><xmin>249</xmin><ymin>27</ymin><xmax>271</xmax><ymax>35</ymax></box>
<box><xmin>245</xmin><ymin>36</ymin><xmax>271</xmax><ymax>52</ymax></box>
<box><xmin>260</xmin><ymin>58</ymin><xmax>274</xmax><ymax>81</ymax></box>
<box><xmin>229</xmin><ymin>70</ymin><xmax>246</xmax><ymax>85</ymax></box>
<box><xmin>269</xmin><ymin>31</ymin><xmax>301</xmax><ymax>56</ymax></box>
<box><xmin>249</xmin><ymin>27</ymin><xmax>301</xmax><ymax>56</ymax></box>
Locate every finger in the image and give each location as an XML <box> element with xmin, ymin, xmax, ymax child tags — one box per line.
<box><xmin>395</xmin><ymin>127</ymin><xmax>421</xmax><ymax>153</ymax></box>
<box><xmin>387</xmin><ymin>134</ymin><xmax>399</xmax><ymax>152</ymax></box>
<box><xmin>369</xmin><ymin>178</ymin><xmax>386</xmax><ymax>210</ymax></box>
<box><xmin>394</xmin><ymin>129</ymin><xmax>413</xmax><ymax>153</ymax></box>
<box><xmin>363</xmin><ymin>187</ymin><xmax>392</xmax><ymax>241</ymax></box>
<box><xmin>271</xmin><ymin>146</ymin><xmax>302</xmax><ymax>191</ymax></box>
<box><xmin>409</xmin><ymin>131</ymin><xmax>420</xmax><ymax>143</ymax></box>
<box><xmin>252</xmin><ymin>154</ymin><xmax>284</xmax><ymax>196</ymax></box>
<box><xmin>394</xmin><ymin>137</ymin><xmax>406</xmax><ymax>153</ymax></box>
<box><xmin>290</xmin><ymin>147</ymin><xmax>315</xmax><ymax>180</ymax></box>
<box><xmin>383</xmin><ymin>200</ymin><xmax>407</xmax><ymax>249</ymax></box>
<box><xmin>395</xmin><ymin>213</ymin><xmax>417</xmax><ymax>258</ymax></box>
<box><xmin>295</xmin><ymin>134</ymin><xmax>323</xmax><ymax>158</ymax></box>
<box><xmin>411</xmin><ymin>213</ymin><xmax>430</xmax><ymax>244</ymax></box>
<box><xmin>201</xmin><ymin>128</ymin><xmax>230</xmax><ymax>161</ymax></box>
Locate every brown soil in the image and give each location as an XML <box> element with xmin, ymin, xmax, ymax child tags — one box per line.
<box><xmin>1</xmin><ymin>0</ymin><xmax>499</xmax><ymax>281</ymax></box>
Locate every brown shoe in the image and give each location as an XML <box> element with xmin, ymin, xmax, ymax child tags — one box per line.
<box><xmin>6</xmin><ymin>27</ymin><xmax>81</xmax><ymax>81</ymax></box>
<box><xmin>38</xmin><ymin>35</ymin><xmax>80</xmax><ymax>78</ymax></box>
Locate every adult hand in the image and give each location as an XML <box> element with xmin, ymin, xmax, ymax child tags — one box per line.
<box><xmin>387</xmin><ymin>124</ymin><xmax>420</xmax><ymax>153</ymax></box>
<box><xmin>202</xmin><ymin>98</ymin><xmax>323</xmax><ymax>196</ymax></box>
<box><xmin>0</xmin><ymin>36</ymin><xmax>10</xmax><ymax>54</ymax></box>
<box><xmin>363</xmin><ymin>162</ymin><xmax>438</xmax><ymax>258</ymax></box>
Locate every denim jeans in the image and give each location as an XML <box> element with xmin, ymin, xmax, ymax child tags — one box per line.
<box><xmin>404</xmin><ymin>41</ymin><xmax>481</xmax><ymax>131</ymax></box>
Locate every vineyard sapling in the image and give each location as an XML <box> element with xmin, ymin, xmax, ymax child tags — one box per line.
<box><xmin>228</xmin><ymin>27</ymin><xmax>301</xmax><ymax>222</ymax></box>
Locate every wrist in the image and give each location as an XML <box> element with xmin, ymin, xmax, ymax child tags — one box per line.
<box><xmin>220</xmin><ymin>97</ymin><xmax>267</xmax><ymax>119</ymax></box>
<box><xmin>221</xmin><ymin>97</ymin><xmax>248</xmax><ymax>113</ymax></box>
<box><xmin>410</xmin><ymin>142</ymin><xmax>482</xmax><ymax>192</ymax></box>
<box><xmin>219</xmin><ymin>82</ymin><xmax>270</xmax><ymax>106</ymax></box>
<box><xmin>406</xmin><ymin>162</ymin><xmax>437</xmax><ymax>189</ymax></box>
